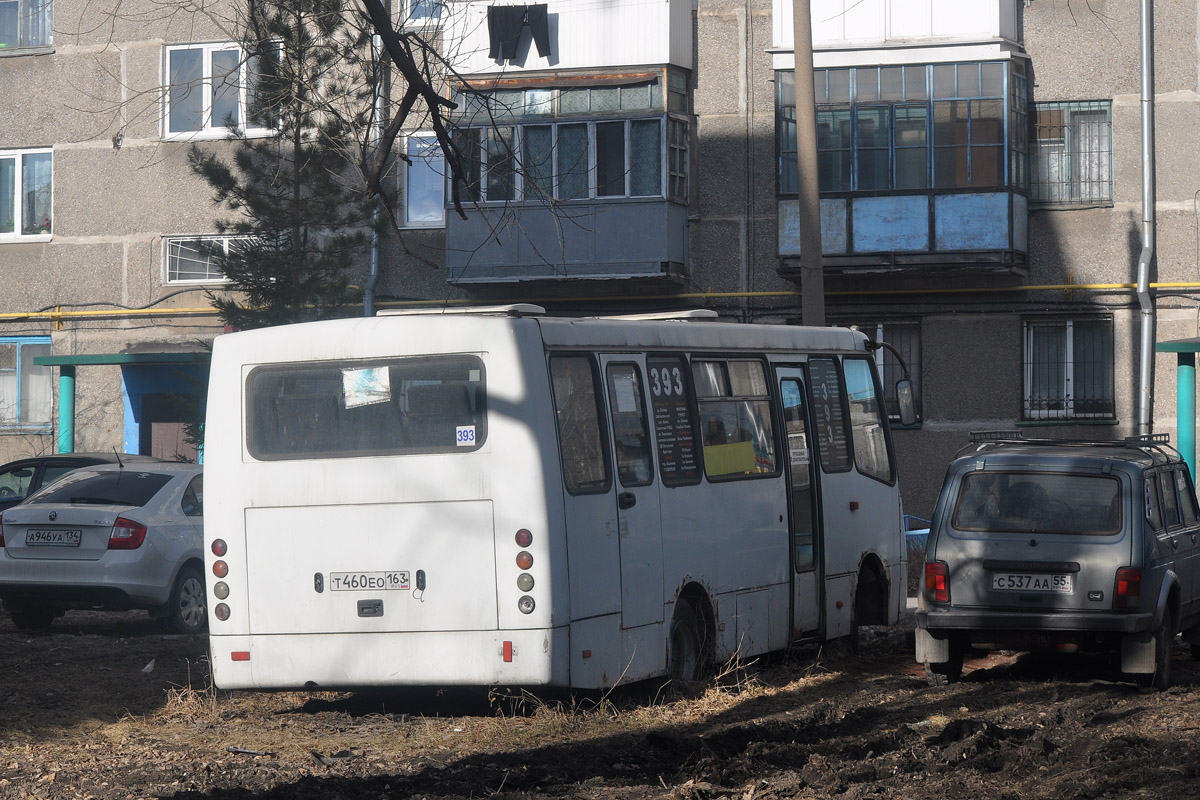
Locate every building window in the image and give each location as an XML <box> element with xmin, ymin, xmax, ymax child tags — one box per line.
<box><xmin>0</xmin><ymin>337</ymin><xmax>51</xmax><ymax>430</ymax></box>
<box><xmin>404</xmin><ymin>134</ymin><xmax>445</xmax><ymax>226</ymax></box>
<box><xmin>1023</xmin><ymin>318</ymin><xmax>1115</xmax><ymax>421</ymax></box>
<box><xmin>778</xmin><ymin>61</ymin><xmax>1025</xmax><ymax>195</ymax></box>
<box><xmin>406</xmin><ymin>0</ymin><xmax>442</xmax><ymax>23</ymax></box>
<box><xmin>0</xmin><ymin>148</ymin><xmax>51</xmax><ymax>240</ymax></box>
<box><xmin>1030</xmin><ymin>101</ymin><xmax>1112</xmax><ymax>206</ymax></box>
<box><xmin>163</xmin><ymin>43</ymin><xmax>271</xmax><ymax>139</ymax></box>
<box><xmin>456</xmin><ymin>118</ymin><xmax>675</xmax><ymax>203</ymax></box>
<box><xmin>0</xmin><ymin>0</ymin><xmax>51</xmax><ymax>49</ymax></box>
<box><xmin>164</xmin><ymin>235</ymin><xmax>245</xmax><ymax>282</ymax></box>
<box><xmin>855</xmin><ymin>320</ymin><xmax>921</xmax><ymax>424</ymax></box>
<box><xmin>452</xmin><ymin>74</ymin><xmax>688</xmax><ymax>205</ymax></box>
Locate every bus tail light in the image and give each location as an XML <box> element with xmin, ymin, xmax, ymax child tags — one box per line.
<box><xmin>1115</xmin><ymin>568</ymin><xmax>1142</xmax><ymax>609</ymax></box>
<box><xmin>211</xmin><ymin>538</ymin><xmax>227</xmax><ymax>557</ymax></box>
<box><xmin>108</xmin><ymin>518</ymin><xmax>147</xmax><ymax>550</ymax></box>
<box><xmin>924</xmin><ymin>562</ymin><xmax>949</xmax><ymax>603</ymax></box>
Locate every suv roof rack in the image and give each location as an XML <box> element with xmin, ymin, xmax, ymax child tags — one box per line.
<box><xmin>963</xmin><ymin>430</ymin><xmax>1182</xmax><ymax>465</ymax></box>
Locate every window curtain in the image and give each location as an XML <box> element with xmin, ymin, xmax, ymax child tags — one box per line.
<box><xmin>1071</xmin><ymin>110</ymin><xmax>1110</xmax><ymax>202</ymax></box>
<box><xmin>20</xmin><ymin>343</ymin><xmax>51</xmax><ymax>425</ymax></box>
<box><xmin>21</xmin><ymin>152</ymin><xmax>51</xmax><ymax>235</ymax></box>
<box><xmin>26</xmin><ymin>0</ymin><xmax>50</xmax><ymax>46</ymax></box>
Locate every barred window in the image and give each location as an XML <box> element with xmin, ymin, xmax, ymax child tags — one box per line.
<box><xmin>1030</xmin><ymin>101</ymin><xmax>1112</xmax><ymax>206</ymax></box>
<box><xmin>164</xmin><ymin>235</ymin><xmax>244</xmax><ymax>283</ymax></box>
<box><xmin>857</xmin><ymin>321</ymin><xmax>921</xmax><ymax>423</ymax></box>
<box><xmin>1023</xmin><ymin>318</ymin><xmax>1114</xmax><ymax>421</ymax></box>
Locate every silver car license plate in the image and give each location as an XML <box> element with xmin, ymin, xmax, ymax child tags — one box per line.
<box><xmin>25</xmin><ymin>529</ymin><xmax>83</xmax><ymax>547</ymax></box>
<box><xmin>992</xmin><ymin>572</ymin><xmax>1073</xmax><ymax>593</ymax></box>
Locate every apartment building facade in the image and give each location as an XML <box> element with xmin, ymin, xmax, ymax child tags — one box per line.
<box><xmin>2</xmin><ymin>0</ymin><xmax>1199</xmax><ymax>514</ymax></box>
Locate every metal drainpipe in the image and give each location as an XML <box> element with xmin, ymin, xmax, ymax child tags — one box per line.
<box><xmin>1136</xmin><ymin>0</ymin><xmax>1156</xmax><ymax>436</ymax></box>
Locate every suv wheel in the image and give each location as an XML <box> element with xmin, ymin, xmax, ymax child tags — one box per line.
<box><xmin>1135</xmin><ymin>609</ymin><xmax>1174</xmax><ymax>691</ymax></box>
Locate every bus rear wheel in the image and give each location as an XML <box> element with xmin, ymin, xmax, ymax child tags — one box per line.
<box><xmin>668</xmin><ymin>599</ymin><xmax>708</xmax><ymax>684</ymax></box>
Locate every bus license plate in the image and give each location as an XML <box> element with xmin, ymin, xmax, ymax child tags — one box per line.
<box><xmin>26</xmin><ymin>529</ymin><xmax>82</xmax><ymax>547</ymax></box>
<box><xmin>329</xmin><ymin>571</ymin><xmax>410</xmax><ymax>591</ymax></box>
<box><xmin>992</xmin><ymin>572</ymin><xmax>1073</xmax><ymax>593</ymax></box>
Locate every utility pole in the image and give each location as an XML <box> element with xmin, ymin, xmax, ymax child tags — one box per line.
<box><xmin>792</xmin><ymin>0</ymin><xmax>824</xmax><ymax>326</ymax></box>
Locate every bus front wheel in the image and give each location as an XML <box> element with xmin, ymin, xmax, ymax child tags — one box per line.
<box><xmin>668</xmin><ymin>598</ymin><xmax>708</xmax><ymax>683</ymax></box>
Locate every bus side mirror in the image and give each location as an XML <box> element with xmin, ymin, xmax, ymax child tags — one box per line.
<box><xmin>896</xmin><ymin>379</ymin><xmax>917</xmax><ymax>427</ymax></box>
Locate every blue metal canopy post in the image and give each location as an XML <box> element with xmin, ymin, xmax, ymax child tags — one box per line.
<box><xmin>57</xmin><ymin>365</ymin><xmax>75</xmax><ymax>454</ymax></box>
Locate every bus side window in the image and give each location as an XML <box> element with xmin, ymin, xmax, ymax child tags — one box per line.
<box><xmin>842</xmin><ymin>357</ymin><xmax>894</xmax><ymax>483</ymax></box>
<box><xmin>550</xmin><ymin>355</ymin><xmax>611</xmax><ymax>493</ymax></box>
<box><xmin>605</xmin><ymin>363</ymin><xmax>653</xmax><ymax>487</ymax></box>
<box><xmin>692</xmin><ymin>358</ymin><xmax>777</xmax><ymax>479</ymax></box>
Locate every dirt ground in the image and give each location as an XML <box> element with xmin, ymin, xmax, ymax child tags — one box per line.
<box><xmin>3</xmin><ymin>610</ymin><xmax>1200</xmax><ymax>800</ymax></box>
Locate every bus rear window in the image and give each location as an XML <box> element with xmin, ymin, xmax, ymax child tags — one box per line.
<box><xmin>246</xmin><ymin>356</ymin><xmax>486</xmax><ymax>460</ymax></box>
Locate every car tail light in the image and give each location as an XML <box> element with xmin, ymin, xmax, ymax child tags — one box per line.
<box><xmin>1115</xmin><ymin>567</ymin><xmax>1142</xmax><ymax>609</ymax></box>
<box><xmin>0</xmin><ymin>514</ymin><xmax>5</xmax><ymax>548</ymax></box>
<box><xmin>108</xmin><ymin>517</ymin><xmax>147</xmax><ymax>550</ymax></box>
<box><xmin>925</xmin><ymin>561</ymin><xmax>950</xmax><ymax>603</ymax></box>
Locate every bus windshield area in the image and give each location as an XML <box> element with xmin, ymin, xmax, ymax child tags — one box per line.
<box><xmin>246</xmin><ymin>355</ymin><xmax>486</xmax><ymax>459</ymax></box>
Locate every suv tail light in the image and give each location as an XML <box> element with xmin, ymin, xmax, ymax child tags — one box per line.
<box><xmin>925</xmin><ymin>561</ymin><xmax>950</xmax><ymax>603</ymax></box>
<box><xmin>1114</xmin><ymin>567</ymin><xmax>1142</xmax><ymax>609</ymax></box>
<box><xmin>108</xmin><ymin>518</ymin><xmax>147</xmax><ymax>550</ymax></box>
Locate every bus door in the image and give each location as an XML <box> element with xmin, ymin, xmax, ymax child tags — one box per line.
<box><xmin>776</xmin><ymin>367</ymin><xmax>821</xmax><ymax>637</ymax></box>
<box><xmin>600</xmin><ymin>357</ymin><xmax>664</xmax><ymax>629</ymax></box>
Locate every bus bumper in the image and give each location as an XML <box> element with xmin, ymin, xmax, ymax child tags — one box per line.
<box><xmin>208</xmin><ymin>627</ymin><xmax>570</xmax><ymax>689</ymax></box>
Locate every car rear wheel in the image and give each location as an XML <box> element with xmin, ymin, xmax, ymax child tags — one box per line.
<box><xmin>8</xmin><ymin>605</ymin><xmax>57</xmax><ymax>631</ymax></box>
<box><xmin>165</xmin><ymin>566</ymin><xmax>207</xmax><ymax>635</ymax></box>
<box><xmin>1135</xmin><ymin>609</ymin><xmax>1173</xmax><ymax>691</ymax></box>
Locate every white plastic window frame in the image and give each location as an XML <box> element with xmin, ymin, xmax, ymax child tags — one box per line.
<box><xmin>162</xmin><ymin>42</ymin><xmax>275</xmax><ymax>141</ymax></box>
<box><xmin>0</xmin><ymin>147</ymin><xmax>52</xmax><ymax>243</ymax></box>
<box><xmin>403</xmin><ymin>133</ymin><xmax>446</xmax><ymax>228</ymax></box>
<box><xmin>163</xmin><ymin>234</ymin><xmax>243</xmax><ymax>284</ymax></box>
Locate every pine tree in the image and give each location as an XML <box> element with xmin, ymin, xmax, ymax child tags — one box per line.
<box><xmin>188</xmin><ymin>0</ymin><xmax>377</xmax><ymax>330</ymax></box>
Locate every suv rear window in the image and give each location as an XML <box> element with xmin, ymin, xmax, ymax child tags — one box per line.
<box><xmin>951</xmin><ymin>471</ymin><xmax>1122</xmax><ymax>535</ymax></box>
<box><xmin>30</xmin><ymin>471</ymin><xmax>172</xmax><ymax>507</ymax></box>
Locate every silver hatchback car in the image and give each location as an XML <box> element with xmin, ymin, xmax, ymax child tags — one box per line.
<box><xmin>0</xmin><ymin>462</ymin><xmax>206</xmax><ymax>634</ymax></box>
<box><xmin>916</xmin><ymin>433</ymin><xmax>1200</xmax><ymax>689</ymax></box>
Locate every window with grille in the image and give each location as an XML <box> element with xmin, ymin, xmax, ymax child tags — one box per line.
<box><xmin>855</xmin><ymin>321</ymin><xmax>921</xmax><ymax>423</ymax></box>
<box><xmin>164</xmin><ymin>235</ymin><xmax>244</xmax><ymax>283</ymax></box>
<box><xmin>1023</xmin><ymin>318</ymin><xmax>1114</xmax><ymax>420</ymax></box>
<box><xmin>1030</xmin><ymin>101</ymin><xmax>1112</xmax><ymax>206</ymax></box>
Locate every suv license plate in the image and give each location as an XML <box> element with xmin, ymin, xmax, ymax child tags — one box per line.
<box><xmin>26</xmin><ymin>529</ymin><xmax>83</xmax><ymax>547</ymax></box>
<box><xmin>992</xmin><ymin>572</ymin><xmax>1073</xmax><ymax>593</ymax></box>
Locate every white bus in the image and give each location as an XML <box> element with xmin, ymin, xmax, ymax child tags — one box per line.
<box><xmin>203</xmin><ymin>306</ymin><xmax>913</xmax><ymax>690</ymax></box>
